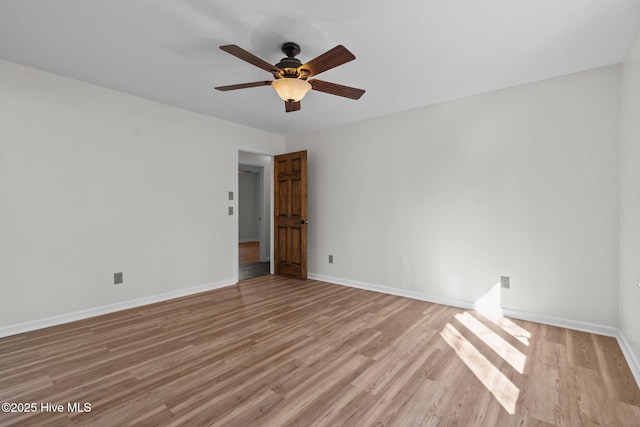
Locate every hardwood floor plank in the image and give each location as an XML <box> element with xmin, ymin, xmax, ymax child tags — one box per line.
<box><xmin>387</xmin><ymin>378</ymin><xmax>445</xmax><ymax>427</ymax></box>
<box><xmin>239</xmin><ymin>241</ymin><xmax>260</xmax><ymax>264</ymax></box>
<box><xmin>264</xmin><ymin>355</ymin><xmax>374</xmax><ymax>426</ymax></box>
<box><xmin>568</xmin><ymin>329</ymin><xmax>599</xmax><ymax>369</ymax></box>
<box><xmin>592</xmin><ymin>333</ymin><xmax>640</xmax><ymax>406</ymax></box>
<box><xmin>1</xmin><ymin>275</ymin><xmax>639</xmax><ymax>426</ymax></box>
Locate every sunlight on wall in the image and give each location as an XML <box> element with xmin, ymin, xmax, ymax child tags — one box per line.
<box><xmin>475</xmin><ymin>283</ymin><xmax>503</xmax><ymax>316</ymax></box>
<box><xmin>440</xmin><ymin>323</ymin><xmax>519</xmax><ymax>414</ymax></box>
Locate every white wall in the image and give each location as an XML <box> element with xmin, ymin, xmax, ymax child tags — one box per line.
<box><xmin>286</xmin><ymin>65</ymin><xmax>620</xmax><ymax>327</ymax></box>
<box><xmin>620</xmin><ymin>27</ymin><xmax>640</xmax><ymax>362</ymax></box>
<box><xmin>0</xmin><ymin>56</ymin><xmax>626</xmax><ymax>336</ymax></box>
<box><xmin>0</xmin><ymin>59</ymin><xmax>284</xmax><ymax>327</ymax></box>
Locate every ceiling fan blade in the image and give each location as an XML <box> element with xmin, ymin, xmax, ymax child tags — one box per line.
<box><xmin>285</xmin><ymin>100</ymin><xmax>301</xmax><ymax>112</ymax></box>
<box><xmin>219</xmin><ymin>45</ymin><xmax>280</xmax><ymax>73</ymax></box>
<box><xmin>309</xmin><ymin>80</ymin><xmax>365</xmax><ymax>100</ymax></box>
<box><xmin>215</xmin><ymin>81</ymin><xmax>273</xmax><ymax>91</ymax></box>
<box><xmin>300</xmin><ymin>45</ymin><xmax>355</xmax><ymax>77</ymax></box>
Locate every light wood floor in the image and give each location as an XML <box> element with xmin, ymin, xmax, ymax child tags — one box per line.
<box><xmin>239</xmin><ymin>241</ymin><xmax>260</xmax><ymax>264</ymax></box>
<box><xmin>1</xmin><ymin>276</ymin><xmax>639</xmax><ymax>426</ymax></box>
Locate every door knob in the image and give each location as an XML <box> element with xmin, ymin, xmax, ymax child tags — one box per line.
<box><xmin>298</xmin><ymin>220</ymin><xmax>308</xmax><ymax>225</ymax></box>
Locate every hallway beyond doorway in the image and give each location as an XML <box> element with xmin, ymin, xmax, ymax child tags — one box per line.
<box><xmin>239</xmin><ymin>241</ymin><xmax>270</xmax><ymax>281</ymax></box>
<box><xmin>239</xmin><ymin>241</ymin><xmax>260</xmax><ymax>265</ymax></box>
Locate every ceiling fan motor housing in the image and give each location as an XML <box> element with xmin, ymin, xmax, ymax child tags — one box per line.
<box><xmin>274</xmin><ymin>42</ymin><xmax>309</xmax><ymax>79</ymax></box>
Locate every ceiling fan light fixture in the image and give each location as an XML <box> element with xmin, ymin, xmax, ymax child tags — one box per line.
<box><xmin>272</xmin><ymin>78</ymin><xmax>311</xmax><ymax>102</ymax></box>
<box><xmin>216</xmin><ymin>43</ymin><xmax>364</xmax><ymax>112</ymax></box>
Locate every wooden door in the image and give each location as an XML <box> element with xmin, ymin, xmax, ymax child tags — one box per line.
<box><xmin>274</xmin><ymin>150</ymin><xmax>307</xmax><ymax>279</ymax></box>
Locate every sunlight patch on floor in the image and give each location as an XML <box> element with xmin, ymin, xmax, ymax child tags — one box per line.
<box><xmin>455</xmin><ymin>312</ymin><xmax>526</xmax><ymax>373</ymax></box>
<box><xmin>440</xmin><ymin>323</ymin><xmax>519</xmax><ymax>414</ymax></box>
<box><xmin>480</xmin><ymin>314</ymin><xmax>531</xmax><ymax>346</ymax></box>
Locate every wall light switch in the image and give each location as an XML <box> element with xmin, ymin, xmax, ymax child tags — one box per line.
<box><xmin>114</xmin><ymin>272</ymin><xmax>123</xmax><ymax>285</ymax></box>
<box><xmin>228</xmin><ymin>191</ymin><xmax>234</xmax><ymax>200</ymax></box>
<box><xmin>329</xmin><ymin>255</ymin><xmax>333</xmax><ymax>264</ymax></box>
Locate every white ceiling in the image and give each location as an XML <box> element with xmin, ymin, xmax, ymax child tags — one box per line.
<box><xmin>1</xmin><ymin>1</ymin><xmax>639</xmax><ymax>136</ymax></box>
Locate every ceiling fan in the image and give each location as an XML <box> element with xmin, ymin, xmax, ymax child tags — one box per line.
<box><xmin>215</xmin><ymin>42</ymin><xmax>365</xmax><ymax>112</ymax></box>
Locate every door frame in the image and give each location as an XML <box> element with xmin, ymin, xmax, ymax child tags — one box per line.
<box><xmin>235</xmin><ymin>145</ymin><xmax>275</xmax><ymax>283</ymax></box>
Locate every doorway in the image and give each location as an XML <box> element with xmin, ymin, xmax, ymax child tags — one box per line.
<box><xmin>237</xmin><ymin>150</ymin><xmax>273</xmax><ymax>281</ymax></box>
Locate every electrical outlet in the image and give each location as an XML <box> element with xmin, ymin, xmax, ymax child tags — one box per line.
<box><xmin>328</xmin><ymin>255</ymin><xmax>333</xmax><ymax>264</ymax></box>
<box><xmin>114</xmin><ymin>272</ymin><xmax>123</xmax><ymax>285</ymax></box>
<box><xmin>500</xmin><ymin>276</ymin><xmax>510</xmax><ymax>289</ymax></box>
<box><xmin>228</xmin><ymin>206</ymin><xmax>233</xmax><ymax>215</ymax></box>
